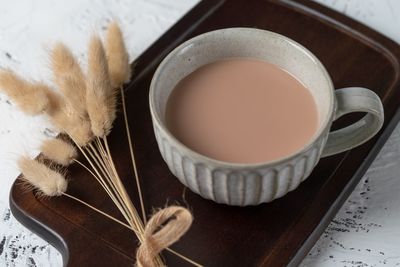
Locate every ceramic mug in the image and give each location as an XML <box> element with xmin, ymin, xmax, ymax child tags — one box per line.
<box><xmin>149</xmin><ymin>28</ymin><xmax>384</xmax><ymax>206</ymax></box>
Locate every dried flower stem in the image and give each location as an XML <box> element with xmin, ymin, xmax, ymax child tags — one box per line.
<box><xmin>72</xmin><ymin>114</ymin><xmax>201</xmax><ymax>266</ymax></box>
<box><xmin>62</xmin><ymin>191</ymin><xmax>132</xmax><ymax>229</ymax></box>
<box><xmin>120</xmin><ymin>87</ymin><xmax>146</xmax><ymax>224</ymax></box>
<box><xmin>70</xmin><ymin>134</ymin><xmax>164</xmax><ymax>265</ymax></box>
<box><xmin>72</xmin><ymin>140</ymin><xmax>134</xmax><ymax>227</ymax></box>
<box><xmin>102</xmin><ymin>135</ymin><xmax>146</xmax><ymax>233</ymax></box>
<box><xmin>72</xmin><ymin>158</ymin><xmax>99</xmax><ymax>180</ymax></box>
<box><xmin>61</xmin><ymin>191</ymin><xmax>202</xmax><ymax>267</ymax></box>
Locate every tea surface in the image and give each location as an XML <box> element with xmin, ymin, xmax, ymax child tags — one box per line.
<box><xmin>166</xmin><ymin>58</ymin><xmax>318</xmax><ymax>164</ymax></box>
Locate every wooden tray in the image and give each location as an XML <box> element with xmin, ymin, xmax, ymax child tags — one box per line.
<box><xmin>10</xmin><ymin>0</ymin><xmax>400</xmax><ymax>266</ymax></box>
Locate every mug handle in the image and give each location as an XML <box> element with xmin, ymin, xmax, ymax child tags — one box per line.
<box><xmin>321</xmin><ymin>87</ymin><xmax>384</xmax><ymax>157</ymax></box>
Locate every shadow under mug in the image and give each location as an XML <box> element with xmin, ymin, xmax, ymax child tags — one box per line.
<box><xmin>149</xmin><ymin>28</ymin><xmax>384</xmax><ymax>206</ymax></box>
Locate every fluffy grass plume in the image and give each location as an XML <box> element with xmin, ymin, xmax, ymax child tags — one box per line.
<box><xmin>66</xmin><ymin>119</ymin><xmax>92</xmax><ymax>146</ymax></box>
<box><xmin>18</xmin><ymin>156</ymin><xmax>67</xmax><ymax>196</ymax></box>
<box><xmin>0</xmin><ymin>69</ymin><xmax>50</xmax><ymax>115</ymax></box>
<box><xmin>41</xmin><ymin>86</ymin><xmax>64</xmax><ymax>114</ymax></box>
<box><xmin>48</xmin><ymin>43</ymin><xmax>92</xmax><ymax>145</ymax></box>
<box><xmin>86</xmin><ymin>35</ymin><xmax>115</xmax><ymax>137</ymax></box>
<box><xmin>106</xmin><ymin>22</ymin><xmax>131</xmax><ymax>88</ymax></box>
<box><xmin>50</xmin><ymin>43</ymin><xmax>87</xmax><ymax>117</ymax></box>
<box><xmin>43</xmin><ymin>87</ymin><xmax>93</xmax><ymax>146</ymax></box>
<box><xmin>41</xmin><ymin>138</ymin><xmax>77</xmax><ymax>166</ymax></box>
<box><xmin>51</xmin><ymin>107</ymin><xmax>93</xmax><ymax>147</ymax></box>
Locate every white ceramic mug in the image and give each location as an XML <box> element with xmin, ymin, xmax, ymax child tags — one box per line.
<box><xmin>149</xmin><ymin>28</ymin><xmax>384</xmax><ymax>206</ymax></box>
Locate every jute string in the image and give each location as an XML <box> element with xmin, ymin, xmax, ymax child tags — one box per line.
<box><xmin>121</xmin><ymin>86</ymin><xmax>194</xmax><ymax>265</ymax></box>
<box><xmin>136</xmin><ymin>206</ymin><xmax>193</xmax><ymax>267</ymax></box>
<box><xmin>62</xmin><ymin>192</ymin><xmax>201</xmax><ymax>266</ymax></box>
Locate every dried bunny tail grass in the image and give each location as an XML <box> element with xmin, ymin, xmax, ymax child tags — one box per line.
<box><xmin>50</xmin><ymin>43</ymin><xmax>87</xmax><ymax>117</ymax></box>
<box><xmin>41</xmin><ymin>85</ymin><xmax>93</xmax><ymax>146</ymax></box>
<box><xmin>41</xmin><ymin>138</ymin><xmax>78</xmax><ymax>166</ymax></box>
<box><xmin>86</xmin><ymin>35</ymin><xmax>115</xmax><ymax>137</ymax></box>
<box><xmin>35</xmin><ymin>83</ymin><xmax>63</xmax><ymax>114</ymax></box>
<box><xmin>41</xmin><ymin>87</ymin><xmax>73</xmax><ymax>131</ymax></box>
<box><xmin>18</xmin><ymin>156</ymin><xmax>67</xmax><ymax>197</ymax></box>
<box><xmin>0</xmin><ymin>69</ymin><xmax>50</xmax><ymax>115</ymax></box>
<box><xmin>106</xmin><ymin>22</ymin><xmax>131</xmax><ymax>88</ymax></box>
<box><xmin>50</xmin><ymin>106</ymin><xmax>93</xmax><ymax>146</ymax></box>
<box><xmin>67</xmin><ymin>118</ymin><xmax>93</xmax><ymax>146</ymax></box>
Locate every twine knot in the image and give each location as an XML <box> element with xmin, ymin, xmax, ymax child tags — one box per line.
<box><xmin>136</xmin><ymin>206</ymin><xmax>193</xmax><ymax>267</ymax></box>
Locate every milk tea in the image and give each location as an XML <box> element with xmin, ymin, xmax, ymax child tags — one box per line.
<box><xmin>166</xmin><ymin>58</ymin><xmax>318</xmax><ymax>164</ymax></box>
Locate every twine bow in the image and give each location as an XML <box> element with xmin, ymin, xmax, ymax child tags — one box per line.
<box><xmin>136</xmin><ymin>206</ymin><xmax>193</xmax><ymax>267</ymax></box>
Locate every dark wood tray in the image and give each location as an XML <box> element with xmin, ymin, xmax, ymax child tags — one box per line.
<box><xmin>10</xmin><ymin>0</ymin><xmax>400</xmax><ymax>266</ymax></box>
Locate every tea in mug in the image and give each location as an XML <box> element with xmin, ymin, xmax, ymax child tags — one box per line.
<box><xmin>166</xmin><ymin>58</ymin><xmax>318</xmax><ymax>164</ymax></box>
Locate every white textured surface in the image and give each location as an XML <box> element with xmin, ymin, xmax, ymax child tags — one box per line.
<box><xmin>0</xmin><ymin>0</ymin><xmax>399</xmax><ymax>266</ymax></box>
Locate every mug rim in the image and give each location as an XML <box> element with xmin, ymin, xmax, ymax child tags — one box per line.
<box><xmin>149</xmin><ymin>27</ymin><xmax>335</xmax><ymax>169</ymax></box>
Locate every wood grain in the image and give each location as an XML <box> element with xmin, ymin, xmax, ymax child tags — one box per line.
<box><xmin>10</xmin><ymin>0</ymin><xmax>400</xmax><ymax>266</ymax></box>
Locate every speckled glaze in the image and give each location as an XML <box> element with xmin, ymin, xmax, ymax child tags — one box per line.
<box><xmin>149</xmin><ymin>28</ymin><xmax>384</xmax><ymax>206</ymax></box>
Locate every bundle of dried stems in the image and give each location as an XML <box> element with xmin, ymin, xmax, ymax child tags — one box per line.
<box><xmin>0</xmin><ymin>22</ymin><xmax>199</xmax><ymax>267</ymax></box>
